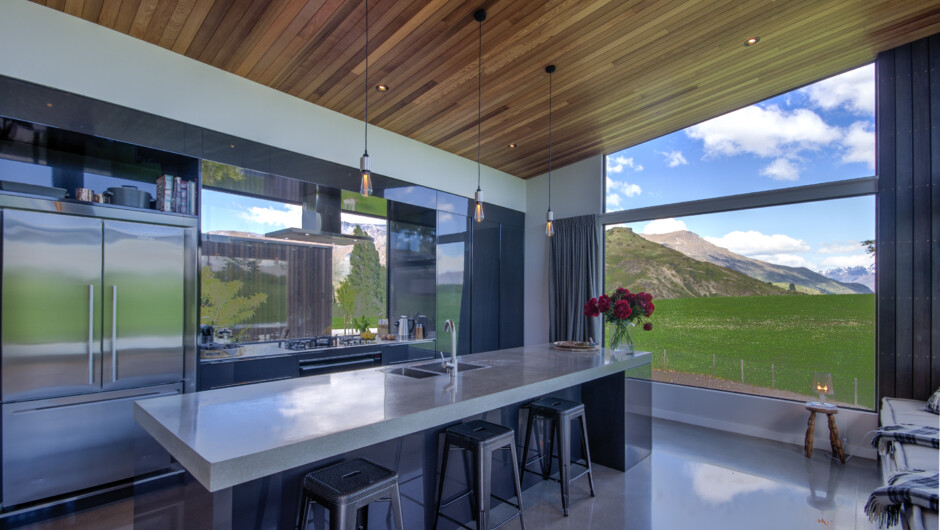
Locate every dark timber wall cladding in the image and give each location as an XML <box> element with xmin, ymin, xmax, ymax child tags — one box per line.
<box><xmin>875</xmin><ymin>34</ymin><xmax>940</xmax><ymax>402</ymax></box>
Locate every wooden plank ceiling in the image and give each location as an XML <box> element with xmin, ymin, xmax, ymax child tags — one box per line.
<box><xmin>32</xmin><ymin>0</ymin><xmax>940</xmax><ymax>179</ymax></box>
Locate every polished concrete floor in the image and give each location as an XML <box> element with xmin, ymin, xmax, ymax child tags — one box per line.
<box><xmin>0</xmin><ymin>418</ymin><xmax>882</xmax><ymax>529</ymax></box>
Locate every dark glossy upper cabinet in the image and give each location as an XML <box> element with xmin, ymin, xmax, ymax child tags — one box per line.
<box><xmin>470</xmin><ymin>219</ymin><xmax>501</xmax><ymax>354</ymax></box>
<box><xmin>499</xmin><ymin>224</ymin><xmax>524</xmax><ymax>349</ymax></box>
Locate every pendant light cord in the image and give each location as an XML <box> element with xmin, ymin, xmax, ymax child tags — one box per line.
<box><xmin>477</xmin><ymin>16</ymin><xmax>482</xmax><ymax>189</ymax></box>
<box><xmin>364</xmin><ymin>0</ymin><xmax>369</xmax><ymax>156</ymax></box>
<box><xmin>548</xmin><ymin>69</ymin><xmax>552</xmax><ymax>209</ymax></box>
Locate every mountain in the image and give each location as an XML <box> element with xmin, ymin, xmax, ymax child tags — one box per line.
<box><xmin>821</xmin><ymin>265</ymin><xmax>875</xmax><ymax>292</ymax></box>
<box><xmin>641</xmin><ymin>231</ymin><xmax>873</xmax><ymax>295</ymax></box>
<box><xmin>605</xmin><ymin>227</ymin><xmax>792</xmax><ymax>299</ymax></box>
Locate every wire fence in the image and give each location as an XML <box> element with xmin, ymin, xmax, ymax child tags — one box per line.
<box><xmin>648</xmin><ymin>348</ymin><xmax>873</xmax><ymax>409</ymax></box>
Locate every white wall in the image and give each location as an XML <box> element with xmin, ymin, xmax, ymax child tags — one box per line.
<box><xmin>523</xmin><ymin>156</ymin><xmax>604</xmax><ymax>346</ymax></box>
<box><xmin>0</xmin><ymin>0</ymin><xmax>526</xmax><ymax>212</ymax></box>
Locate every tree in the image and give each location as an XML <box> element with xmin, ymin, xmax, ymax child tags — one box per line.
<box><xmin>861</xmin><ymin>239</ymin><xmax>875</xmax><ymax>256</ymax></box>
<box><xmin>334</xmin><ymin>225</ymin><xmax>386</xmax><ymax>331</ymax></box>
<box><xmin>200</xmin><ymin>266</ymin><xmax>268</xmax><ymax>338</ymax></box>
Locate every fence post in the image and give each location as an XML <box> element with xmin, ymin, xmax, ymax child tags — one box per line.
<box><xmin>740</xmin><ymin>359</ymin><xmax>744</xmax><ymax>383</ymax></box>
<box><xmin>771</xmin><ymin>364</ymin><xmax>775</xmax><ymax>388</ymax></box>
<box><xmin>854</xmin><ymin>378</ymin><xmax>858</xmax><ymax>407</ymax></box>
<box><xmin>663</xmin><ymin>349</ymin><xmax>667</xmax><ymax>369</ymax></box>
<box><xmin>713</xmin><ymin>354</ymin><xmax>716</xmax><ymax>377</ymax></box>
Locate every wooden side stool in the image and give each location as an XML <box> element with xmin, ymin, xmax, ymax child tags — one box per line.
<box><xmin>804</xmin><ymin>402</ymin><xmax>846</xmax><ymax>463</ymax></box>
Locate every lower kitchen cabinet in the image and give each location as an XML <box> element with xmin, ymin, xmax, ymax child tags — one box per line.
<box><xmin>198</xmin><ymin>356</ymin><xmax>296</xmax><ymax>391</ymax></box>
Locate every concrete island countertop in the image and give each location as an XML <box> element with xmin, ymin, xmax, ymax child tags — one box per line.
<box><xmin>135</xmin><ymin>344</ymin><xmax>650</xmax><ymax>493</ymax></box>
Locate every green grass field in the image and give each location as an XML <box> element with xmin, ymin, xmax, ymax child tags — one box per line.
<box><xmin>622</xmin><ymin>294</ymin><xmax>875</xmax><ymax>409</ymax></box>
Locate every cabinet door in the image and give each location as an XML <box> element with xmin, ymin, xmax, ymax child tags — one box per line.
<box><xmin>471</xmin><ymin>219</ymin><xmax>500</xmax><ymax>353</ymax></box>
<box><xmin>499</xmin><ymin>225</ymin><xmax>524</xmax><ymax>349</ymax></box>
<box><xmin>103</xmin><ymin>221</ymin><xmax>185</xmax><ymax>390</ymax></box>
<box><xmin>1</xmin><ymin>210</ymin><xmax>103</xmax><ymax>402</ymax></box>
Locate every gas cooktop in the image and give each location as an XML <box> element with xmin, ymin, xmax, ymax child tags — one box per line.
<box><xmin>278</xmin><ymin>335</ymin><xmax>377</xmax><ymax>351</ymax></box>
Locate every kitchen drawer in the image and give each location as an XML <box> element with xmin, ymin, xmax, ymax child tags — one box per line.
<box><xmin>198</xmin><ymin>356</ymin><xmax>296</xmax><ymax>390</ymax></box>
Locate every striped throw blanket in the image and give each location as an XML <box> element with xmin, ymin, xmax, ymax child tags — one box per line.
<box><xmin>870</xmin><ymin>424</ymin><xmax>939</xmax><ymax>454</ymax></box>
<box><xmin>865</xmin><ymin>470</ymin><xmax>938</xmax><ymax>527</ymax></box>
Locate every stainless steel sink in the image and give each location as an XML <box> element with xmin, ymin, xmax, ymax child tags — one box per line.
<box><xmin>384</xmin><ymin>362</ymin><xmax>489</xmax><ymax>379</ymax></box>
<box><xmin>412</xmin><ymin>362</ymin><xmax>488</xmax><ymax>374</ymax></box>
<box><xmin>384</xmin><ymin>367</ymin><xmax>440</xmax><ymax>379</ymax></box>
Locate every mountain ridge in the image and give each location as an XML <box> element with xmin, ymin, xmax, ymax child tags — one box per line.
<box><xmin>640</xmin><ymin>230</ymin><xmax>872</xmax><ymax>295</ymax></box>
<box><xmin>605</xmin><ymin>227</ymin><xmax>793</xmax><ymax>299</ymax></box>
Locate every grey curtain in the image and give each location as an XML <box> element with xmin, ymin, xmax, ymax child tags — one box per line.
<box><xmin>549</xmin><ymin>214</ymin><xmax>602</xmax><ymax>342</ymax></box>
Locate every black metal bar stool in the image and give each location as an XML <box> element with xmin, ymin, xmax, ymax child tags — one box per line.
<box><xmin>297</xmin><ymin>457</ymin><xmax>405</xmax><ymax>530</ymax></box>
<box><xmin>519</xmin><ymin>397</ymin><xmax>596</xmax><ymax>516</ymax></box>
<box><xmin>433</xmin><ymin>420</ymin><xmax>526</xmax><ymax>529</ymax></box>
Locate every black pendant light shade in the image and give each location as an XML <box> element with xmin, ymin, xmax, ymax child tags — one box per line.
<box><xmin>473</xmin><ymin>9</ymin><xmax>486</xmax><ymax>223</ymax></box>
<box><xmin>545</xmin><ymin>64</ymin><xmax>556</xmax><ymax>237</ymax></box>
<box><xmin>360</xmin><ymin>0</ymin><xmax>373</xmax><ymax>197</ymax></box>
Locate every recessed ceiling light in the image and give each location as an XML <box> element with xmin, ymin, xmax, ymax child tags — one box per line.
<box><xmin>229</xmin><ymin>144</ymin><xmax>236</xmax><ymax>149</ymax></box>
<box><xmin>45</xmin><ymin>103</ymin><xmax>53</xmax><ymax>108</ymax></box>
<box><xmin>508</xmin><ymin>143</ymin><xmax>517</xmax><ymax>149</ymax></box>
<box><xmin>745</xmin><ymin>36</ymin><xmax>760</xmax><ymax>47</ymax></box>
<box><xmin>376</xmin><ymin>84</ymin><xmax>389</xmax><ymax>92</ymax></box>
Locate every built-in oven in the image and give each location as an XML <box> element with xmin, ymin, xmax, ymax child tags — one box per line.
<box><xmin>297</xmin><ymin>351</ymin><xmax>382</xmax><ymax>377</ymax></box>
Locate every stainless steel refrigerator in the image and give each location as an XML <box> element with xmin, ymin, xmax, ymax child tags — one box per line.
<box><xmin>1</xmin><ymin>208</ymin><xmax>187</xmax><ymax>507</ymax></box>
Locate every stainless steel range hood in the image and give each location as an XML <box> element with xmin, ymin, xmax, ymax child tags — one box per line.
<box><xmin>265</xmin><ymin>186</ymin><xmax>373</xmax><ymax>245</ymax></box>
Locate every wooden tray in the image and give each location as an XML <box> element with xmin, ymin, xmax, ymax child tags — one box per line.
<box><xmin>551</xmin><ymin>341</ymin><xmax>600</xmax><ymax>353</ymax></box>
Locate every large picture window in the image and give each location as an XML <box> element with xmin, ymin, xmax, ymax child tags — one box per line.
<box><xmin>602</xmin><ymin>65</ymin><xmax>877</xmax><ymax>409</ymax></box>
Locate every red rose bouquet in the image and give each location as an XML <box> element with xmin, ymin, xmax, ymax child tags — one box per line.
<box><xmin>584</xmin><ymin>286</ymin><xmax>655</xmax><ymax>353</ymax></box>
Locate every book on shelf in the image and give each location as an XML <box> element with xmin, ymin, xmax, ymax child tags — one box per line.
<box><xmin>156</xmin><ymin>174</ymin><xmax>197</xmax><ymax>214</ymax></box>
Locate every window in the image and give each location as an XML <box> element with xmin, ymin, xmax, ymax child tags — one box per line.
<box><xmin>602</xmin><ymin>65</ymin><xmax>876</xmax><ymax>409</ymax></box>
<box><xmin>199</xmin><ymin>162</ymin><xmax>388</xmax><ymax>341</ymax></box>
<box><xmin>605</xmin><ymin>65</ymin><xmax>875</xmax><ymax>212</ymax></box>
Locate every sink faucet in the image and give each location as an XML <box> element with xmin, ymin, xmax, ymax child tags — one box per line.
<box><xmin>443</xmin><ymin>319</ymin><xmax>458</xmax><ymax>377</ymax></box>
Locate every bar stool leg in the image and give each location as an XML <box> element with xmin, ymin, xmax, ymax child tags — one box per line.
<box><xmin>329</xmin><ymin>504</ymin><xmax>353</xmax><ymax>530</ymax></box>
<box><xmin>462</xmin><ymin>449</ymin><xmax>476</xmax><ymax>516</ymax></box>
<box><xmin>297</xmin><ymin>490</ymin><xmax>312</xmax><ymax>530</ymax></box>
<box><xmin>433</xmin><ymin>440</ymin><xmax>452</xmax><ymax>530</ymax></box>
<box><xmin>520</xmin><ymin>408</ymin><xmax>536</xmax><ymax>482</ymax></box>
<box><xmin>390</xmin><ymin>482</ymin><xmax>405</xmax><ymax>530</ymax></box>
<box><xmin>543</xmin><ymin>419</ymin><xmax>556</xmax><ymax>481</ymax></box>
<box><xmin>579</xmin><ymin>415</ymin><xmax>596</xmax><ymax>497</ymax></box>
<box><xmin>508</xmin><ymin>442</ymin><xmax>527</xmax><ymax>530</ymax></box>
<box><xmin>558</xmin><ymin>416</ymin><xmax>572</xmax><ymax>516</ymax></box>
<box><xmin>474</xmin><ymin>447</ymin><xmax>492</xmax><ymax>530</ymax></box>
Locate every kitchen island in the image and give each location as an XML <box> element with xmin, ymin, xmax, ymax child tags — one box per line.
<box><xmin>135</xmin><ymin>344</ymin><xmax>651</xmax><ymax>529</ymax></box>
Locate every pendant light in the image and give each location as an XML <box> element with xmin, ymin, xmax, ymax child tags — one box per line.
<box><xmin>359</xmin><ymin>0</ymin><xmax>373</xmax><ymax>197</ymax></box>
<box><xmin>473</xmin><ymin>9</ymin><xmax>486</xmax><ymax>223</ymax></box>
<box><xmin>545</xmin><ymin>64</ymin><xmax>556</xmax><ymax>237</ymax></box>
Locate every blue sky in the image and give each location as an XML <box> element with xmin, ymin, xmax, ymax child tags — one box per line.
<box><xmin>606</xmin><ymin>64</ymin><xmax>875</xmax><ymax>272</ymax></box>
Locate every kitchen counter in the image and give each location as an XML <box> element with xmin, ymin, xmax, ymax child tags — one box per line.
<box><xmin>199</xmin><ymin>337</ymin><xmax>436</xmax><ymax>363</ymax></box>
<box><xmin>135</xmin><ymin>344</ymin><xmax>649</xmax><ymax>493</ymax></box>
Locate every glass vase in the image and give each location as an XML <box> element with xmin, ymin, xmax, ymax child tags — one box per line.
<box><xmin>609</xmin><ymin>321</ymin><xmax>635</xmax><ymax>354</ymax></box>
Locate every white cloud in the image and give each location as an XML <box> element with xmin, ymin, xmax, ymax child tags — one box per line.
<box><xmin>760</xmin><ymin>158</ymin><xmax>800</xmax><ymax>181</ymax></box>
<box><xmin>841</xmin><ymin>121</ymin><xmax>875</xmax><ymax>169</ymax></box>
<box><xmin>821</xmin><ymin>253</ymin><xmax>873</xmax><ymax>268</ymax></box>
<box><xmin>802</xmin><ymin>64</ymin><xmax>875</xmax><ymax>115</ymax></box>
<box><xmin>606</xmin><ymin>193</ymin><xmax>621</xmax><ymax>209</ymax></box>
<box><xmin>240</xmin><ymin>204</ymin><xmax>302</xmax><ymax>228</ymax></box>
<box><xmin>705</xmin><ymin>230</ymin><xmax>810</xmax><ymax>256</ymax></box>
<box><xmin>687</xmin><ymin>104</ymin><xmax>841</xmax><ymax>159</ymax></box>
<box><xmin>641</xmin><ymin>218</ymin><xmax>688</xmax><ymax>234</ymax></box>
<box><xmin>606</xmin><ymin>155</ymin><xmax>644</xmax><ymax>174</ymax></box>
<box><xmin>688</xmin><ymin>462</ymin><xmax>781</xmax><ymax>505</ymax></box>
<box><xmin>819</xmin><ymin>241</ymin><xmax>864</xmax><ymax>254</ymax></box>
<box><xmin>751</xmin><ymin>253</ymin><xmax>809</xmax><ymax>268</ymax></box>
<box><xmin>606</xmin><ymin>177</ymin><xmax>642</xmax><ymax>210</ymax></box>
<box><xmin>660</xmin><ymin>150</ymin><xmax>688</xmax><ymax>167</ymax></box>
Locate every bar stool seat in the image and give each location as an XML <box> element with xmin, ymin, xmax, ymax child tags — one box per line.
<box><xmin>298</xmin><ymin>458</ymin><xmax>404</xmax><ymax>530</ymax></box>
<box><xmin>520</xmin><ymin>397</ymin><xmax>596</xmax><ymax>516</ymax></box>
<box><xmin>434</xmin><ymin>420</ymin><xmax>526</xmax><ymax>529</ymax></box>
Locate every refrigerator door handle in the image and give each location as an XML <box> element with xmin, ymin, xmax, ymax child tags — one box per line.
<box><xmin>88</xmin><ymin>284</ymin><xmax>94</xmax><ymax>385</ymax></box>
<box><xmin>111</xmin><ymin>285</ymin><xmax>118</xmax><ymax>382</ymax></box>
